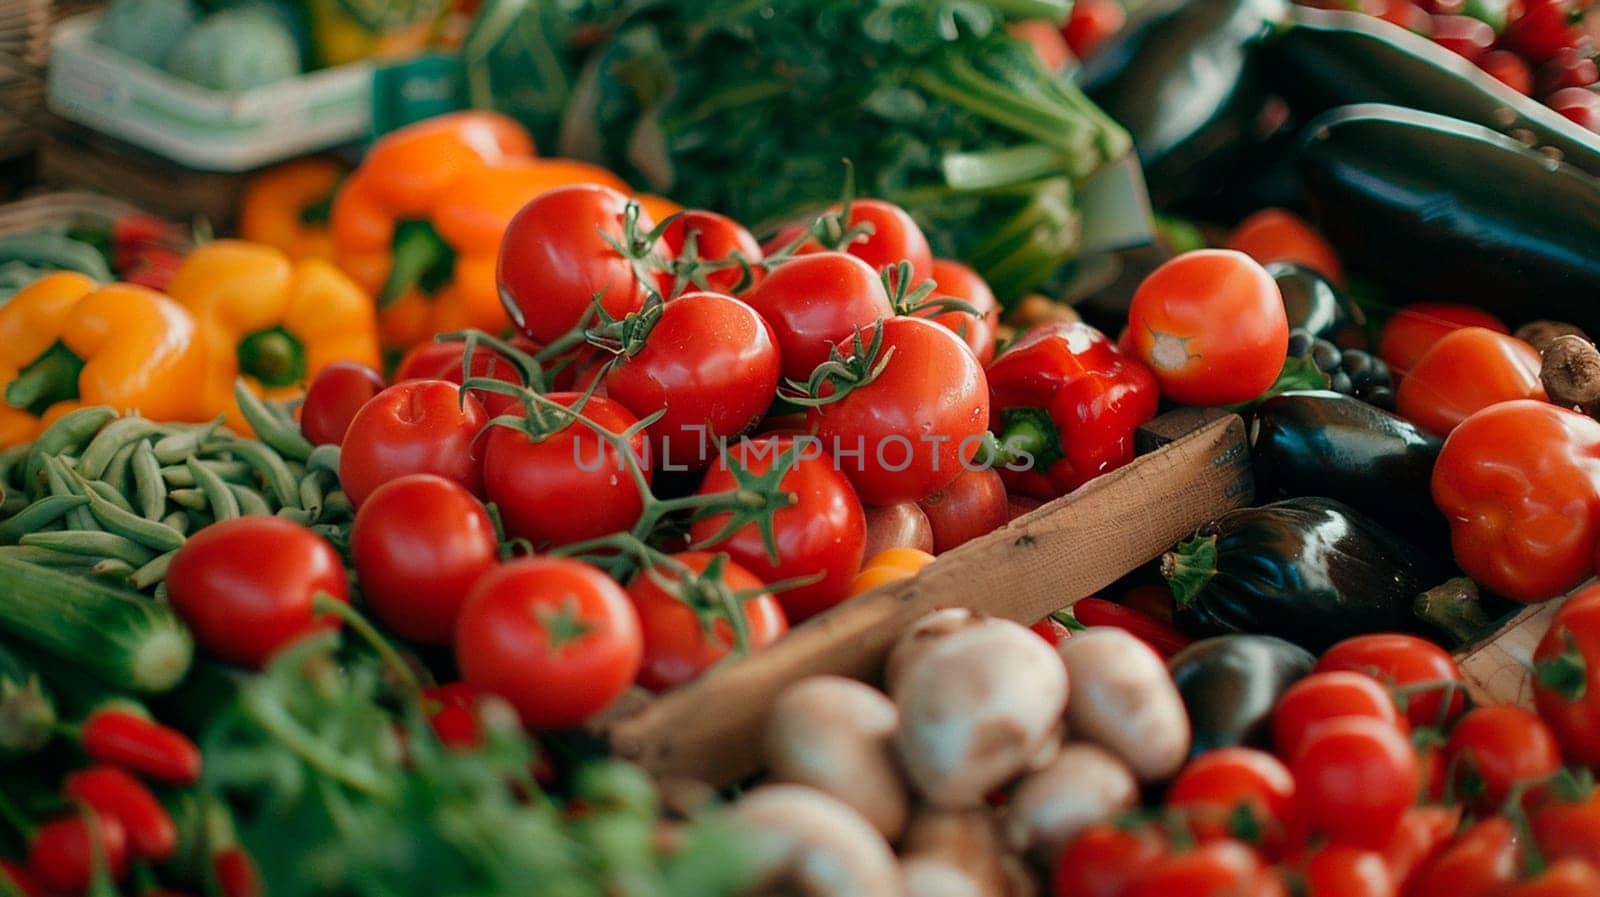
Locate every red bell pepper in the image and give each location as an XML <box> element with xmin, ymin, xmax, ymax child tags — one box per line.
<box><xmin>1432</xmin><ymin>400</ymin><xmax>1600</xmax><ymax>602</ymax></box>
<box><xmin>985</xmin><ymin>321</ymin><xmax>1159</xmax><ymax>499</ymax></box>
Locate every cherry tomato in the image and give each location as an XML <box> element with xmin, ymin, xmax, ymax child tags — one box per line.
<box><xmin>861</xmin><ymin>502</ymin><xmax>934</xmax><ymax>558</ymax></box>
<box><xmin>924</xmin><ymin>258</ymin><xmax>1001</xmax><ymax>365</ymax></box>
<box><xmin>421</xmin><ymin>682</ymin><xmax>483</xmax><ymax>749</ymax></box>
<box><xmin>1376</xmin><ymin>303</ymin><xmax>1508</xmax><ymax>382</ymax></box>
<box><xmin>1315</xmin><ymin>633</ymin><xmax>1467</xmax><ymax>729</ymax></box>
<box><xmin>1533</xmin><ymin>795</ymin><xmax>1600</xmax><ymax>870</ymax></box>
<box><xmin>1227</xmin><ymin>208</ymin><xmax>1344</xmax><ymax>286</ymax></box>
<box><xmin>1533</xmin><ymin>584</ymin><xmax>1600</xmax><ymax>765</ymax></box>
<box><xmin>1126</xmin><ymin>249</ymin><xmax>1288</xmax><ymax>406</ymax></box>
<box><xmin>1371</xmin><ymin>0</ymin><xmax>1435</xmax><ymax>32</ymax></box>
<box><xmin>455</xmin><ymin>556</ymin><xmax>642</xmax><ymax>729</ymax></box>
<box><xmin>1394</xmin><ymin>327</ymin><xmax>1546</xmax><ymax>435</ymax></box>
<box><xmin>1536</xmin><ymin>47</ymin><xmax>1600</xmax><ymax>96</ymax></box>
<box><xmin>1071</xmin><ymin>597</ymin><xmax>1192</xmax><ymax>657</ymax></box>
<box><xmin>807</xmin><ymin>317</ymin><xmax>990</xmax><ymax>505</ymax></box>
<box><xmin>350</xmin><ymin>474</ymin><xmax>498</xmax><ymax>645</ymax></box>
<box><xmin>1480</xmin><ymin>49</ymin><xmax>1536</xmax><ymax>94</ymax></box>
<box><xmin>1406</xmin><ymin>817</ymin><xmax>1520</xmax><ymax>897</ymax></box>
<box><xmin>1292</xmin><ymin>717</ymin><xmax>1418</xmax><ymax>849</ymax></box>
<box><xmin>1500</xmin><ymin>859</ymin><xmax>1600</xmax><ymax>897</ymax></box>
<box><xmin>1432</xmin><ymin>14</ymin><xmax>1496</xmax><ymax>59</ymax></box>
<box><xmin>1445</xmin><ymin>704</ymin><xmax>1562</xmax><ymax>809</ymax></box>
<box><xmin>1009</xmin><ymin>494</ymin><xmax>1044</xmax><ymax>521</ymax></box>
<box><xmin>166</xmin><ymin>517</ymin><xmax>348</xmax><ymax>669</ymax></box>
<box><xmin>498</xmin><ymin>184</ymin><xmax>656</xmax><ymax>345</ymax></box>
<box><xmin>1031</xmin><ymin>615</ymin><xmax>1075</xmax><ymax>647</ymax></box>
<box><xmin>1124</xmin><ymin>840</ymin><xmax>1267</xmax><ymax>897</ymax></box>
<box><xmin>300</xmin><ymin>361</ymin><xmax>385</xmax><ymax>446</ymax></box>
<box><xmin>339</xmin><ymin>380</ymin><xmax>488</xmax><ymax>506</ymax></box>
<box><xmin>1302</xmin><ymin>845</ymin><xmax>1394</xmax><ymax>897</ymax></box>
<box><xmin>482</xmin><ymin>393</ymin><xmax>652</xmax><ymax>548</ymax></box>
<box><xmin>1548</xmin><ymin>86</ymin><xmax>1600</xmax><ymax>131</ymax></box>
<box><xmin>689</xmin><ymin>436</ymin><xmax>867</xmax><ymax>622</ymax></box>
<box><xmin>1063</xmin><ymin>0</ymin><xmax>1127</xmax><ymax>59</ymax></box>
<box><xmin>741</xmin><ymin>252</ymin><xmax>893</xmax><ymax>383</ymax></box>
<box><xmin>848</xmin><ymin>546</ymin><xmax>936</xmax><ymax>596</ymax></box>
<box><xmin>1167</xmin><ymin>748</ymin><xmax>1296</xmax><ymax>850</ymax></box>
<box><xmin>628</xmin><ymin>551</ymin><xmax>788</xmax><ymax>692</ymax></box>
<box><xmin>916</xmin><ymin>465</ymin><xmax>1008</xmax><ymax>554</ymax></box>
<box><xmin>603</xmin><ymin>291</ymin><xmax>781</xmax><ymax>471</ymax></box>
<box><xmin>797</xmin><ymin>199</ymin><xmax>934</xmax><ymax>292</ymax></box>
<box><xmin>1380</xmin><ymin>805</ymin><xmax>1463</xmax><ymax>893</ymax></box>
<box><xmin>1052</xmin><ymin>823</ymin><xmax>1167</xmax><ymax>897</ymax></box>
<box><xmin>658</xmin><ymin>210</ymin><xmax>763</xmax><ymax>295</ymax></box>
<box><xmin>1503</xmin><ymin>0</ymin><xmax>1586</xmax><ymax>64</ymax></box>
<box><xmin>1272</xmin><ymin>671</ymin><xmax>1405</xmax><ymax>759</ymax></box>
<box><xmin>27</xmin><ymin>812</ymin><xmax>128</xmax><ymax>897</ymax></box>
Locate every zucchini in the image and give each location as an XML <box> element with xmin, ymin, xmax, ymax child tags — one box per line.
<box><xmin>0</xmin><ymin>233</ymin><xmax>113</xmax><ymax>283</ymax></box>
<box><xmin>0</xmin><ymin>554</ymin><xmax>192</xmax><ymax>694</ymax></box>
<box><xmin>0</xmin><ymin>638</ymin><xmax>55</xmax><ymax>756</ymax></box>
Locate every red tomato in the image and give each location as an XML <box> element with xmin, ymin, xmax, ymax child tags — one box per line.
<box><xmin>300</xmin><ymin>361</ymin><xmax>385</xmax><ymax>446</ymax></box>
<box><xmin>1445</xmin><ymin>704</ymin><xmax>1562</xmax><ymax>809</ymax></box>
<box><xmin>1376</xmin><ymin>303</ymin><xmax>1509</xmax><ymax>382</ymax></box>
<box><xmin>627</xmin><ymin>551</ymin><xmax>788</xmax><ymax>692</ymax></box>
<box><xmin>1071</xmin><ymin>597</ymin><xmax>1192</xmax><ymax>657</ymax></box>
<box><xmin>1125</xmin><ymin>250</ymin><xmax>1288</xmax><ymax>406</ymax></box>
<box><xmin>1432</xmin><ymin>14</ymin><xmax>1496</xmax><ymax>60</ymax></box>
<box><xmin>1533</xmin><ymin>584</ymin><xmax>1600</xmax><ymax>765</ymax></box>
<box><xmin>742</xmin><ymin>252</ymin><xmax>893</xmax><ymax>382</ymax></box>
<box><xmin>1369</xmin><ymin>0</ymin><xmax>1435</xmax><ymax>32</ymax></box>
<box><xmin>1380</xmin><ymin>805</ymin><xmax>1464</xmax><ymax>893</ymax></box>
<box><xmin>1064</xmin><ymin>0</ymin><xmax>1127</xmax><ymax>59</ymax></box>
<box><xmin>1395</xmin><ymin>327</ymin><xmax>1546</xmax><ymax>435</ymax></box>
<box><xmin>861</xmin><ymin>501</ymin><xmax>934</xmax><ymax>558</ymax></box>
<box><xmin>1292</xmin><ymin>717</ymin><xmax>1418</xmax><ymax>849</ymax></box>
<box><xmin>1053</xmin><ymin>823</ymin><xmax>1167</xmax><ymax>897</ymax></box>
<box><xmin>350</xmin><ymin>474</ymin><xmax>498</xmax><ymax>645</ymax></box>
<box><xmin>797</xmin><ymin>199</ymin><xmax>934</xmax><ymax>292</ymax></box>
<box><xmin>658</xmin><ymin>210</ymin><xmax>763</xmax><ymax>295</ymax></box>
<box><xmin>482</xmin><ymin>393</ymin><xmax>652</xmax><ymax>548</ymax></box>
<box><xmin>1503</xmin><ymin>0</ymin><xmax>1586</xmax><ymax>64</ymax></box>
<box><xmin>396</xmin><ymin>341</ymin><xmax>530</xmax><ymax>417</ymax></box>
<box><xmin>1549</xmin><ymin>86</ymin><xmax>1600</xmax><ymax>132</ymax></box>
<box><xmin>688</xmin><ymin>436</ymin><xmax>867</xmax><ymax>623</ymax></box>
<box><xmin>1536</xmin><ymin>47</ymin><xmax>1600</xmax><ymax>97</ymax></box>
<box><xmin>806</xmin><ymin>317</ymin><xmax>990</xmax><ymax>505</ymax></box>
<box><xmin>28</xmin><ymin>812</ymin><xmax>128</xmax><ymax>896</ymax></box>
<box><xmin>1227</xmin><ymin>208</ymin><xmax>1344</xmax><ymax>286</ymax></box>
<box><xmin>0</xmin><ymin>861</ymin><xmax>41</xmax><ymax>897</ymax></box>
<box><xmin>1315</xmin><ymin>634</ymin><xmax>1467</xmax><ymax>729</ymax></box>
<box><xmin>339</xmin><ymin>380</ymin><xmax>488</xmax><ymax>506</ymax></box>
<box><xmin>1272</xmin><ymin>671</ymin><xmax>1405</xmax><ymax>759</ymax></box>
<box><xmin>498</xmin><ymin>184</ymin><xmax>656</xmax><ymax>345</ymax></box>
<box><xmin>1302</xmin><ymin>845</ymin><xmax>1394</xmax><ymax>897</ymax></box>
<box><xmin>1407</xmin><ymin>817</ymin><xmax>1520</xmax><ymax>897</ymax></box>
<box><xmin>1533</xmin><ymin>795</ymin><xmax>1600</xmax><ymax>870</ymax></box>
<box><xmin>1500</xmin><ymin>859</ymin><xmax>1600</xmax><ymax>897</ymax></box>
<box><xmin>166</xmin><ymin>517</ymin><xmax>348</xmax><ymax>669</ymax></box>
<box><xmin>916</xmin><ymin>465</ymin><xmax>1008</xmax><ymax>554</ymax></box>
<box><xmin>1166</xmin><ymin>748</ymin><xmax>1296</xmax><ymax>850</ymax></box>
<box><xmin>924</xmin><ymin>258</ymin><xmax>1001</xmax><ymax>365</ymax></box>
<box><xmin>603</xmin><ymin>291</ymin><xmax>781</xmax><ymax>471</ymax></box>
<box><xmin>1124</xmin><ymin>840</ymin><xmax>1267</xmax><ymax>897</ymax></box>
<box><xmin>1480</xmin><ymin>49</ymin><xmax>1536</xmax><ymax>95</ymax></box>
<box><xmin>454</xmin><ymin>557</ymin><xmax>642</xmax><ymax>728</ymax></box>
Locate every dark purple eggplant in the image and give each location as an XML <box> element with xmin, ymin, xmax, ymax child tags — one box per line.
<box><xmin>1167</xmin><ymin>634</ymin><xmax>1314</xmax><ymax>756</ymax></box>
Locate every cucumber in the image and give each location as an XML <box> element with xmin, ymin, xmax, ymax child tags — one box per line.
<box><xmin>0</xmin><ymin>233</ymin><xmax>113</xmax><ymax>283</ymax></box>
<box><xmin>0</xmin><ymin>554</ymin><xmax>192</xmax><ymax>694</ymax></box>
<box><xmin>0</xmin><ymin>638</ymin><xmax>55</xmax><ymax>756</ymax></box>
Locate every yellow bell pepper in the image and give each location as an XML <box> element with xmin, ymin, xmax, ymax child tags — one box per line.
<box><xmin>307</xmin><ymin>0</ymin><xmax>441</xmax><ymax>68</ymax></box>
<box><xmin>237</xmin><ymin>158</ymin><xmax>346</xmax><ymax>262</ymax></box>
<box><xmin>0</xmin><ymin>272</ymin><xmax>207</xmax><ymax>447</ymax></box>
<box><xmin>165</xmin><ymin>241</ymin><xmax>381</xmax><ymax>434</ymax></box>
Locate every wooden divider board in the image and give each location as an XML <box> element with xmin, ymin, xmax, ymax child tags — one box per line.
<box><xmin>596</xmin><ymin>410</ymin><xmax>1255</xmax><ymax>787</ymax></box>
<box><xmin>1455</xmin><ymin>589</ymin><xmax>1580</xmax><ymax>708</ymax></box>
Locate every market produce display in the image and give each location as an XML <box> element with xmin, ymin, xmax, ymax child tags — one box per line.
<box><xmin>7</xmin><ymin>0</ymin><xmax>1600</xmax><ymax>893</ymax></box>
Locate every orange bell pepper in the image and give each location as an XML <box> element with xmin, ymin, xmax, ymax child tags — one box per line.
<box><xmin>166</xmin><ymin>240</ymin><xmax>381</xmax><ymax>434</ymax></box>
<box><xmin>0</xmin><ymin>273</ymin><xmax>206</xmax><ymax>447</ymax></box>
<box><xmin>237</xmin><ymin>158</ymin><xmax>347</xmax><ymax>262</ymax></box>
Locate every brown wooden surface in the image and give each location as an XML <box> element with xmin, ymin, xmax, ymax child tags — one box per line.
<box><xmin>601</xmin><ymin>411</ymin><xmax>1254</xmax><ymax>786</ymax></box>
<box><xmin>1455</xmin><ymin>590</ymin><xmax>1579</xmax><ymax>708</ymax></box>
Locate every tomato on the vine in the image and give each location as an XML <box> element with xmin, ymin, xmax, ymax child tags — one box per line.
<box><xmin>1406</xmin><ymin>817</ymin><xmax>1520</xmax><ymax>897</ymax></box>
<box><xmin>1316</xmin><ymin>633</ymin><xmax>1466</xmax><ymax>729</ymax></box>
<box><xmin>1123</xmin><ymin>840</ymin><xmax>1269</xmax><ymax>897</ymax></box>
<box><xmin>1444</xmin><ymin>704</ymin><xmax>1562</xmax><ymax>809</ymax></box>
<box><xmin>498</xmin><ymin>184</ymin><xmax>659</xmax><ymax>345</ymax></box>
<box><xmin>689</xmin><ymin>435</ymin><xmax>867</xmax><ymax>623</ymax></box>
<box><xmin>1166</xmin><ymin>747</ymin><xmax>1296</xmax><ymax>851</ymax></box>
<box><xmin>797</xmin><ymin>198</ymin><xmax>934</xmax><ymax>291</ymax></box>
<box><xmin>602</xmin><ymin>291</ymin><xmax>781</xmax><ymax>471</ymax></box>
<box><xmin>1533</xmin><ymin>583</ymin><xmax>1600</xmax><ymax>766</ymax></box>
<box><xmin>658</xmin><ymin>210</ymin><xmax>763</xmax><ymax>295</ymax></box>
<box><xmin>482</xmin><ymin>393</ymin><xmax>652</xmax><ymax>549</ymax></box>
<box><xmin>1272</xmin><ymin>671</ymin><xmax>1406</xmax><ymax>760</ymax></box>
<box><xmin>1125</xmin><ymin>249</ymin><xmax>1288</xmax><ymax>406</ymax></box>
<box><xmin>1380</xmin><ymin>805</ymin><xmax>1463</xmax><ymax>892</ymax></box>
<box><xmin>166</xmin><ymin>517</ymin><xmax>349</xmax><ymax>669</ymax></box>
<box><xmin>455</xmin><ymin>556</ymin><xmax>642</xmax><ymax>729</ymax></box>
<box><xmin>806</xmin><ymin>316</ymin><xmax>990</xmax><ymax>505</ymax></box>
<box><xmin>627</xmin><ymin>551</ymin><xmax>788</xmax><ymax>692</ymax></box>
<box><xmin>1533</xmin><ymin>795</ymin><xmax>1600</xmax><ymax>870</ymax></box>
<box><xmin>1500</xmin><ymin>860</ymin><xmax>1600</xmax><ymax>897</ymax></box>
<box><xmin>1292</xmin><ymin>717</ymin><xmax>1418</xmax><ymax>849</ymax></box>
<box><xmin>339</xmin><ymin>379</ymin><xmax>488</xmax><ymax>506</ymax></box>
<box><xmin>1301</xmin><ymin>845</ymin><xmax>1394</xmax><ymax>897</ymax></box>
<box><xmin>921</xmin><ymin>258</ymin><xmax>1001</xmax><ymax>365</ymax></box>
<box><xmin>741</xmin><ymin>251</ymin><xmax>892</xmax><ymax>383</ymax></box>
<box><xmin>300</xmin><ymin>361</ymin><xmax>385</xmax><ymax>446</ymax></box>
<box><xmin>1052</xmin><ymin>823</ymin><xmax>1167</xmax><ymax>897</ymax></box>
<box><xmin>350</xmin><ymin>473</ymin><xmax>499</xmax><ymax>645</ymax></box>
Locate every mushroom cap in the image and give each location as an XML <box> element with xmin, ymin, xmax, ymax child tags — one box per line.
<box><xmin>731</xmin><ymin>784</ymin><xmax>905</xmax><ymax>897</ymax></box>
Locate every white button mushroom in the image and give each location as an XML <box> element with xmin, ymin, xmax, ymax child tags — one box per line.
<box><xmin>1056</xmin><ymin>628</ymin><xmax>1191</xmax><ymax>783</ymax></box>
<box><xmin>1002</xmin><ymin>742</ymin><xmax>1139</xmax><ymax>863</ymax></box>
<box><xmin>900</xmin><ymin>809</ymin><xmax>1012</xmax><ymax>897</ymax></box>
<box><xmin>730</xmin><ymin>784</ymin><xmax>905</xmax><ymax>897</ymax></box>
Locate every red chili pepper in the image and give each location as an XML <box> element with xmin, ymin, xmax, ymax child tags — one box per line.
<box><xmin>984</xmin><ymin>320</ymin><xmax>1159</xmax><ymax>500</ymax></box>
<box><xmin>213</xmin><ymin>847</ymin><xmax>262</xmax><ymax>897</ymax></box>
<box><xmin>63</xmin><ymin>767</ymin><xmax>178</xmax><ymax>862</ymax></box>
<box><xmin>1028</xmin><ymin>616</ymin><xmax>1075</xmax><ymax>647</ymax></box>
<box><xmin>26</xmin><ymin>811</ymin><xmax>129</xmax><ymax>897</ymax></box>
<box><xmin>1</xmin><ymin>859</ymin><xmax>43</xmax><ymax>897</ymax></box>
<box><xmin>80</xmin><ymin>709</ymin><xmax>202</xmax><ymax>787</ymax></box>
<box><xmin>1072</xmin><ymin>597</ymin><xmax>1194</xmax><ymax>658</ymax></box>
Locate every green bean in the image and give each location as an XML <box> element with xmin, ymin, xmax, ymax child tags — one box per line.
<box><xmin>0</xmin><ymin>544</ymin><xmax>99</xmax><ymax>567</ymax></box>
<box><xmin>20</xmin><ymin>530</ymin><xmax>155</xmax><ymax>566</ymax></box>
<box><xmin>80</xmin><ymin>476</ymin><xmax>185</xmax><ymax>552</ymax></box>
<box><xmin>323</xmin><ymin>490</ymin><xmax>353</xmax><ymax>521</ymax></box>
<box><xmin>229</xmin><ymin>484</ymin><xmax>272</xmax><ymax>517</ymax></box>
<box><xmin>92</xmin><ymin>558</ymin><xmax>135</xmax><ymax>582</ymax></box>
<box><xmin>168</xmin><ymin>489</ymin><xmax>208</xmax><ymax>511</ymax></box>
<box><xmin>0</xmin><ymin>443</ymin><xmax>32</xmax><ymax>491</ymax></box>
<box><xmin>101</xmin><ymin>441</ymin><xmax>139</xmax><ymax>496</ymax></box>
<box><xmin>275</xmin><ymin>507</ymin><xmax>315</xmax><ymax>525</ymax></box>
<box><xmin>40</xmin><ymin>455</ymin><xmax>95</xmax><ymax>531</ymax></box>
<box><xmin>0</xmin><ymin>495</ymin><xmax>89</xmax><ymax>543</ymax></box>
<box><xmin>23</xmin><ymin>407</ymin><xmax>117</xmax><ymax>487</ymax></box>
<box><xmin>159</xmin><ymin>460</ymin><xmax>252</xmax><ymax>486</ymax></box>
<box><xmin>152</xmin><ymin>417</ymin><xmax>224</xmax><ymax>464</ymax></box>
<box><xmin>132</xmin><ymin>442</ymin><xmax>166</xmax><ymax>522</ymax></box>
<box><xmin>79</xmin><ymin>416</ymin><xmax>164</xmax><ymax>479</ymax></box>
<box><xmin>233</xmin><ymin>381</ymin><xmax>315</xmax><ymax>462</ymax></box>
<box><xmin>226</xmin><ymin>440</ymin><xmax>300</xmax><ymax>509</ymax></box>
<box><xmin>299</xmin><ymin>470</ymin><xmax>331</xmax><ymax>520</ymax></box>
<box><xmin>1</xmin><ymin>492</ymin><xmax>26</xmax><ymax>516</ymax></box>
<box><xmin>84</xmin><ymin>479</ymin><xmax>136</xmax><ymax>515</ymax></box>
<box><xmin>306</xmin><ymin>443</ymin><xmax>341</xmax><ymax>476</ymax></box>
<box><xmin>161</xmin><ymin>510</ymin><xmax>190</xmax><ymax>536</ymax></box>
<box><xmin>130</xmin><ymin>549</ymin><xmax>175</xmax><ymax>591</ymax></box>
<box><xmin>187</xmin><ymin>457</ymin><xmax>238</xmax><ymax>522</ymax></box>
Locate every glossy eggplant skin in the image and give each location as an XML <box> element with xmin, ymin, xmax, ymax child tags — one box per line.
<box><xmin>1250</xmin><ymin>391</ymin><xmax>1449</xmax><ymax>555</ymax></box>
<box><xmin>1168</xmin><ymin>634</ymin><xmax>1315</xmax><ymax>756</ymax></box>
<box><xmin>1264</xmin><ymin>6</ymin><xmax>1600</xmax><ymax>177</ymax></box>
<box><xmin>1166</xmin><ymin>496</ymin><xmax>1446</xmax><ymax>652</ymax></box>
<box><xmin>1298</xmin><ymin>105</ymin><xmax>1600</xmax><ymax>332</ymax></box>
<box><xmin>1079</xmin><ymin>0</ymin><xmax>1288</xmax><ymax>209</ymax></box>
<box><xmin>1267</xmin><ymin>263</ymin><xmax>1366</xmax><ymax>348</ymax></box>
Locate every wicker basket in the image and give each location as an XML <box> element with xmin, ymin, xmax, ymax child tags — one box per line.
<box><xmin>0</xmin><ymin>0</ymin><xmax>94</xmax><ymax>162</ymax></box>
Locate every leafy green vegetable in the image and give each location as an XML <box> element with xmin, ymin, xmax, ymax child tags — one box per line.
<box><xmin>202</xmin><ymin>633</ymin><xmax>755</xmax><ymax>897</ymax></box>
<box><xmin>165</xmin><ymin>8</ymin><xmax>302</xmax><ymax>91</ymax></box>
<box><xmin>93</xmin><ymin>0</ymin><xmax>200</xmax><ymax>68</ymax></box>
